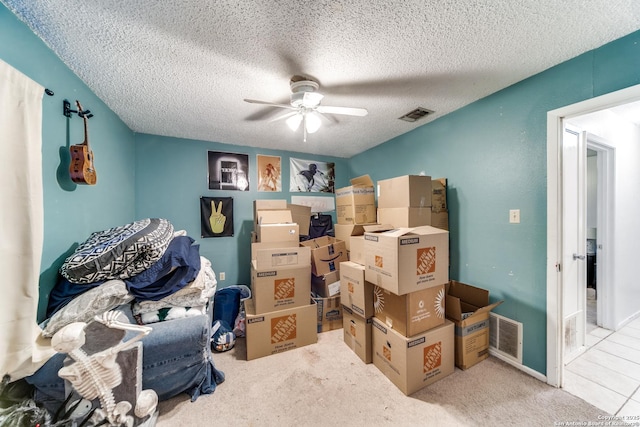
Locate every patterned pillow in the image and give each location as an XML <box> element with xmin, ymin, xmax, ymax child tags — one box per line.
<box><xmin>60</xmin><ymin>218</ymin><xmax>174</xmax><ymax>284</ymax></box>
<box><xmin>41</xmin><ymin>280</ymin><xmax>133</xmax><ymax>338</ymax></box>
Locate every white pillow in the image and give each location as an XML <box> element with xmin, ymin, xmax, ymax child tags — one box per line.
<box><xmin>42</xmin><ymin>280</ymin><xmax>133</xmax><ymax>338</ymax></box>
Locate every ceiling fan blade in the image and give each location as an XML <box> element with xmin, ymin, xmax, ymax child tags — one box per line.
<box><xmin>316</xmin><ymin>105</ymin><xmax>368</xmax><ymax>117</ymax></box>
<box><xmin>269</xmin><ymin>111</ymin><xmax>298</xmax><ymax>123</ymax></box>
<box><xmin>244</xmin><ymin>99</ymin><xmax>296</xmax><ymax>110</ymax></box>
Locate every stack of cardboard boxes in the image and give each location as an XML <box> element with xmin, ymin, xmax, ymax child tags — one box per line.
<box><xmin>301</xmin><ymin>235</ymin><xmax>348</xmax><ymax>332</ymax></box>
<box><xmin>245</xmin><ymin>200</ymin><xmax>317</xmax><ymax>360</ymax></box>
<box><xmin>337</xmin><ymin>175</ymin><xmax>456</xmax><ymax>395</ymax></box>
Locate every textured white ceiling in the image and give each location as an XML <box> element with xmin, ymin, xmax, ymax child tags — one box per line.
<box><xmin>4</xmin><ymin>1</ymin><xmax>640</xmax><ymax>157</ymax></box>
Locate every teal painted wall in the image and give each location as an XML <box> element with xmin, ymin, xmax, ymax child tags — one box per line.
<box><xmin>349</xmin><ymin>30</ymin><xmax>640</xmax><ymax>374</ymax></box>
<box><xmin>3</xmin><ymin>0</ymin><xmax>640</xmax><ymax>375</ymax></box>
<box><xmin>134</xmin><ymin>134</ymin><xmax>347</xmax><ymax>287</ymax></box>
<box><xmin>1</xmin><ymin>4</ymin><xmax>136</xmax><ymax>322</ymax></box>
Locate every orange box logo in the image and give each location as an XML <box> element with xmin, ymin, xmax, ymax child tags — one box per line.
<box><xmin>417</xmin><ymin>247</ymin><xmax>436</xmax><ymax>275</ymax></box>
<box><xmin>383</xmin><ymin>346</ymin><xmax>392</xmax><ymax>362</ymax></box>
<box><xmin>423</xmin><ymin>342</ymin><xmax>442</xmax><ymax>372</ymax></box>
<box><xmin>348</xmin><ymin>281</ymin><xmax>354</xmax><ymax>293</ymax></box>
<box><xmin>375</xmin><ymin>255</ymin><xmax>383</xmax><ymax>268</ymax></box>
<box><xmin>271</xmin><ymin>314</ymin><xmax>297</xmax><ymax>343</ymax></box>
<box><xmin>350</xmin><ymin>324</ymin><xmax>356</xmax><ymax>337</ymax></box>
<box><xmin>274</xmin><ymin>277</ymin><xmax>295</xmax><ymax>300</ymax></box>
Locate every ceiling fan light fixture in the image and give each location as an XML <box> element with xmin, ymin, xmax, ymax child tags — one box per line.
<box><xmin>305</xmin><ymin>112</ymin><xmax>322</xmax><ymax>134</ymax></box>
<box><xmin>286</xmin><ymin>113</ymin><xmax>303</xmax><ymax>131</ymax></box>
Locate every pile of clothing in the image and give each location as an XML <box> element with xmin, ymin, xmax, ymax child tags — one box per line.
<box><xmin>41</xmin><ymin>218</ymin><xmax>217</xmax><ymax>339</ymax></box>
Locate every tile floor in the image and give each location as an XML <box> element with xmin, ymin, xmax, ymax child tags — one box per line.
<box><xmin>564</xmin><ymin>289</ymin><xmax>640</xmax><ymax>417</ymax></box>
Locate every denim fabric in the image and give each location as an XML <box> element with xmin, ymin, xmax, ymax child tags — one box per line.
<box><xmin>25</xmin><ymin>302</ymin><xmax>223</xmax><ymax>411</ymax></box>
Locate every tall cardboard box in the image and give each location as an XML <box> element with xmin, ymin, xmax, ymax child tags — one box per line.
<box><xmin>373</xmin><ymin>284</ymin><xmax>445</xmax><ymax>337</ymax></box>
<box><xmin>372</xmin><ymin>318</ymin><xmax>454</xmax><ymax>395</ymax></box>
<box><xmin>377</xmin><ymin>175</ymin><xmax>432</xmax><ymax>208</ymax></box>
<box><xmin>287</xmin><ymin>203</ymin><xmax>312</xmax><ymax>237</ymax></box>
<box><xmin>431</xmin><ymin>178</ymin><xmax>447</xmax><ymax>213</ymax></box>
<box><xmin>445</xmin><ymin>280</ymin><xmax>503</xmax><ymax>370</ymax></box>
<box><xmin>364</xmin><ymin>226</ymin><xmax>449</xmax><ymax>295</ymax></box>
<box><xmin>339</xmin><ymin>261</ymin><xmax>374</xmax><ymax>319</ymax></box>
<box><xmin>250</xmin><ymin>246</ymin><xmax>311</xmax><ymax>314</ymax></box>
<box><xmin>253</xmin><ymin>199</ymin><xmax>288</xmax><ymax>224</ymax></box>
<box><xmin>312</xmin><ymin>294</ymin><xmax>342</xmax><ymax>333</ymax></box>
<box><xmin>336</xmin><ymin>175</ymin><xmax>376</xmax><ymax>225</ymax></box>
<box><xmin>377</xmin><ymin>207</ymin><xmax>432</xmax><ymax>228</ymax></box>
<box><xmin>343</xmin><ymin>305</ymin><xmax>373</xmax><ymax>364</ymax></box>
<box><xmin>430</xmin><ymin>210</ymin><xmax>449</xmax><ymax>231</ymax></box>
<box><xmin>300</xmin><ymin>236</ymin><xmax>348</xmax><ymax>277</ymax></box>
<box><xmin>245</xmin><ymin>299</ymin><xmax>318</xmax><ymax>361</ymax></box>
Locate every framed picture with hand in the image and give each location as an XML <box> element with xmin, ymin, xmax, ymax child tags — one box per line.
<box><xmin>200</xmin><ymin>196</ymin><xmax>234</xmax><ymax>237</ymax></box>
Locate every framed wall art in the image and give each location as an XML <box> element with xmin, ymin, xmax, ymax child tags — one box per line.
<box><xmin>208</xmin><ymin>151</ymin><xmax>249</xmax><ymax>191</ymax></box>
<box><xmin>289</xmin><ymin>158</ymin><xmax>335</xmax><ymax>193</ymax></box>
<box><xmin>257</xmin><ymin>154</ymin><xmax>281</xmax><ymax>192</ymax></box>
<box><xmin>200</xmin><ymin>196</ymin><xmax>234</xmax><ymax>237</ymax></box>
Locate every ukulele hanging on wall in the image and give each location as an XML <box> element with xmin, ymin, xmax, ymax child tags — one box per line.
<box><xmin>69</xmin><ymin>100</ymin><xmax>97</xmax><ymax>185</ymax></box>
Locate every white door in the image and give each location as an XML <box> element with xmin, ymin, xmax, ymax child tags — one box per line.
<box><xmin>562</xmin><ymin>123</ymin><xmax>587</xmax><ymax>362</ymax></box>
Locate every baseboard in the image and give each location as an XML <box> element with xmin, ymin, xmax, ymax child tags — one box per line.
<box><xmin>489</xmin><ymin>349</ymin><xmax>547</xmax><ymax>383</ymax></box>
<box><xmin>616</xmin><ymin>310</ymin><xmax>640</xmax><ymax>331</ymax></box>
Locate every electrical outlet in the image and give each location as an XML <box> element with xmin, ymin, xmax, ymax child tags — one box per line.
<box><xmin>219</xmin><ymin>272</ymin><xmax>225</xmax><ymax>281</ymax></box>
<box><xmin>509</xmin><ymin>209</ymin><xmax>520</xmax><ymax>224</ymax></box>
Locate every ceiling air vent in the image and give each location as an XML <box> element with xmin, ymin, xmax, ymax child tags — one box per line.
<box><xmin>398</xmin><ymin>107</ymin><xmax>434</xmax><ymax>122</ymax></box>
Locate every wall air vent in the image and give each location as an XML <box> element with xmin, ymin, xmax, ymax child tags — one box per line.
<box><xmin>398</xmin><ymin>107</ymin><xmax>434</xmax><ymax>122</ymax></box>
<box><xmin>489</xmin><ymin>312</ymin><xmax>523</xmax><ymax>364</ymax></box>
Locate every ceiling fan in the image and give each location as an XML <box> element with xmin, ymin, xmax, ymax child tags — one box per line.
<box><xmin>244</xmin><ymin>75</ymin><xmax>368</xmax><ymax>142</ymax></box>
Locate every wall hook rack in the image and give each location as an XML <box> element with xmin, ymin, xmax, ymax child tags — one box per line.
<box><xmin>63</xmin><ymin>99</ymin><xmax>94</xmax><ymax>119</ymax></box>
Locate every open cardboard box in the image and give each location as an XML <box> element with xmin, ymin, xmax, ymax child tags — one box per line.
<box><xmin>445</xmin><ymin>280</ymin><xmax>503</xmax><ymax>370</ymax></box>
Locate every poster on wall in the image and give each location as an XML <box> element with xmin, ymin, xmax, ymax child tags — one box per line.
<box><xmin>208</xmin><ymin>151</ymin><xmax>249</xmax><ymax>191</ymax></box>
<box><xmin>289</xmin><ymin>158</ymin><xmax>335</xmax><ymax>193</ymax></box>
<box><xmin>257</xmin><ymin>154</ymin><xmax>282</xmax><ymax>192</ymax></box>
<box><xmin>200</xmin><ymin>197</ymin><xmax>234</xmax><ymax>237</ymax></box>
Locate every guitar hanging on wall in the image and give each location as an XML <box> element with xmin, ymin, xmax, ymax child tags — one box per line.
<box><xmin>69</xmin><ymin>100</ymin><xmax>97</xmax><ymax>185</ymax></box>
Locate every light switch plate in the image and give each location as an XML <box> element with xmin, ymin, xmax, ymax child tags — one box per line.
<box><xmin>509</xmin><ymin>209</ymin><xmax>520</xmax><ymax>224</ymax></box>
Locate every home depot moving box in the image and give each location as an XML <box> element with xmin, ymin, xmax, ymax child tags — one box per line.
<box><xmin>373</xmin><ymin>284</ymin><xmax>445</xmax><ymax>337</ymax></box>
<box><xmin>336</xmin><ymin>175</ymin><xmax>376</xmax><ymax>225</ymax></box>
<box><xmin>377</xmin><ymin>207</ymin><xmax>432</xmax><ymax>228</ymax></box>
<box><xmin>339</xmin><ymin>261</ymin><xmax>374</xmax><ymax>319</ymax></box>
<box><xmin>300</xmin><ymin>236</ymin><xmax>348</xmax><ymax>277</ymax></box>
<box><xmin>445</xmin><ymin>280</ymin><xmax>503</xmax><ymax>370</ymax></box>
<box><xmin>372</xmin><ymin>318</ymin><xmax>454</xmax><ymax>395</ymax></box>
<box><xmin>250</xmin><ymin>246</ymin><xmax>311</xmax><ymax>314</ymax></box>
<box><xmin>245</xmin><ymin>299</ymin><xmax>317</xmax><ymax>361</ymax></box>
<box><xmin>343</xmin><ymin>305</ymin><xmax>373</xmax><ymax>364</ymax></box>
<box><xmin>312</xmin><ymin>294</ymin><xmax>342</xmax><ymax>333</ymax></box>
<box><xmin>364</xmin><ymin>226</ymin><xmax>449</xmax><ymax>295</ymax></box>
<box><xmin>377</xmin><ymin>175</ymin><xmax>432</xmax><ymax>208</ymax></box>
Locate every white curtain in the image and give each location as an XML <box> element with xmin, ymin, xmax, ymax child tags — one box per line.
<box><xmin>0</xmin><ymin>59</ymin><xmax>53</xmax><ymax>380</ymax></box>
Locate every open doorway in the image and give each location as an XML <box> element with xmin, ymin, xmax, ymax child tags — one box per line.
<box><xmin>546</xmin><ymin>83</ymin><xmax>640</xmax><ymax>388</ymax></box>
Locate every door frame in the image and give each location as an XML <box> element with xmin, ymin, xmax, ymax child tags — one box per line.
<box><xmin>585</xmin><ymin>135</ymin><xmax>615</xmax><ymax>329</ymax></box>
<box><xmin>546</xmin><ymin>83</ymin><xmax>640</xmax><ymax>387</ymax></box>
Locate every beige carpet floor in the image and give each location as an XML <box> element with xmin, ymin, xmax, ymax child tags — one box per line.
<box><xmin>157</xmin><ymin>328</ymin><xmax>607</xmax><ymax>426</ymax></box>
